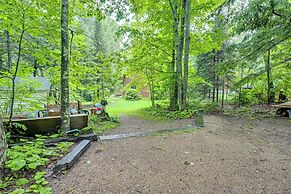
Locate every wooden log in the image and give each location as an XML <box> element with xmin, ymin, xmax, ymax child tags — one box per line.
<box><xmin>44</xmin><ymin>134</ymin><xmax>98</xmax><ymax>146</ymax></box>
<box><xmin>53</xmin><ymin>140</ymin><xmax>91</xmax><ymax>173</ymax></box>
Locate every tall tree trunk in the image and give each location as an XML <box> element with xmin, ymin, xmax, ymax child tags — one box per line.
<box><xmin>216</xmin><ymin>76</ymin><xmax>219</xmax><ymax>102</ymax></box>
<box><xmin>216</xmin><ymin>53</ymin><xmax>219</xmax><ymax>102</ymax></box>
<box><xmin>149</xmin><ymin>81</ymin><xmax>155</xmax><ymax>107</ymax></box>
<box><xmin>172</xmin><ymin>0</ymin><xmax>181</xmax><ymax>110</ymax></box>
<box><xmin>33</xmin><ymin>60</ymin><xmax>38</xmax><ymax>77</ymax></box>
<box><xmin>226</xmin><ymin>84</ymin><xmax>228</xmax><ymax>100</ymax></box>
<box><xmin>238</xmin><ymin>66</ymin><xmax>243</xmax><ymax>105</ymax></box>
<box><xmin>169</xmin><ymin>44</ymin><xmax>178</xmax><ymax>110</ymax></box>
<box><xmin>9</xmin><ymin>22</ymin><xmax>26</xmax><ymax>122</ymax></box>
<box><xmin>5</xmin><ymin>30</ymin><xmax>12</xmax><ymax>71</ymax></box>
<box><xmin>221</xmin><ymin>78</ymin><xmax>225</xmax><ymax>108</ymax></box>
<box><xmin>266</xmin><ymin>49</ymin><xmax>272</xmax><ymax>104</ymax></box>
<box><xmin>0</xmin><ymin>117</ymin><xmax>6</xmax><ymax>180</ymax></box>
<box><xmin>182</xmin><ymin>0</ymin><xmax>191</xmax><ymax>110</ymax></box>
<box><xmin>212</xmin><ymin>53</ymin><xmax>216</xmax><ymax>103</ymax></box>
<box><xmin>212</xmin><ymin>76</ymin><xmax>216</xmax><ymax>103</ymax></box>
<box><xmin>177</xmin><ymin>0</ymin><xmax>186</xmax><ymax>110</ymax></box>
<box><xmin>60</xmin><ymin>0</ymin><xmax>70</xmax><ymax>132</ymax></box>
<box><xmin>168</xmin><ymin>0</ymin><xmax>179</xmax><ymax>110</ymax></box>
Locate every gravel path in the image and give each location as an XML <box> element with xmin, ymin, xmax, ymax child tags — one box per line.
<box><xmin>50</xmin><ymin>114</ymin><xmax>291</xmax><ymax>194</ymax></box>
<box><xmin>107</xmin><ymin>115</ymin><xmax>194</xmax><ymax>134</ymax></box>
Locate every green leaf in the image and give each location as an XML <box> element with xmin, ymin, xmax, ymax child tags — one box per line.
<box><xmin>0</xmin><ymin>180</ymin><xmax>8</xmax><ymax>189</ymax></box>
<box><xmin>6</xmin><ymin>159</ymin><xmax>26</xmax><ymax>171</ymax></box>
<box><xmin>41</xmin><ymin>181</ymin><xmax>49</xmax><ymax>185</ymax></box>
<box><xmin>16</xmin><ymin>178</ymin><xmax>29</xmax><ymax>186</ymax></box>
<box><xmin>34</xmin><ymin>171</ymin><xmax>46</xmax><ymax>180</ymax></box>
<box><xmin>8</xmin><ymin>188</ymin><xmax>25</xmax><ymax>194</ymax></box>
<box><xmin>39</xmin><ymin>187</ymin><xmax>53</xmax><ymax>194</ymax></box>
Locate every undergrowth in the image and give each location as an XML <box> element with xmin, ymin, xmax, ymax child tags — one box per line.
<box><xmin>86</xmin><ymin>115</ymin><xmax>120</xmax><ymax>134</ymax></box>
<box><xmin>133</xmin><ymin>101</ymin><xmax>220</xmax><ymax>120</ymax></box>
<box><xmin>0</xmin><ymin>135</ymin><xmax>73</xmax><ymax>194</ymax></box>
<box><xmin>223</xmin><ymin>105</ymin><xmax>277</xmax><ymax>119</ymax></box>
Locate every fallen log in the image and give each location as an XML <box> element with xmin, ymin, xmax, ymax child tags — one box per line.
<box><xmin>53</xmin><ymin>140</ymin><xmax>91</xmax><ymax>173</ymax></box>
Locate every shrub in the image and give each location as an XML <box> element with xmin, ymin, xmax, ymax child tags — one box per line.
<box><xmin>229</xmin><ymin>89</ymin><xmax>261</xmax><ymax>106</ymax></box>
<box><xmin>125</xmin><ymin>89</ymin><xmax>142</xmax><ymax>101</ymax></box>
<box><xmin>144</xmin><ymin>106</ymin><xmax>200</xmax><ymax>119</ymax></box>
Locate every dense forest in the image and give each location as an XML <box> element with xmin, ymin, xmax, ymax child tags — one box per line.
<box><xmin>0</xmin><ymin>0</ymin><xmax>290</xmax><ymax>193</ymax></box>
<box><xmin>0</xmin><ymin>0</ymin><xmax>290</xmax><ymax>115</ymax></box>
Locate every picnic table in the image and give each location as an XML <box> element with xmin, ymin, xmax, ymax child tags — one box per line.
<box><xmin>273</xmin><ymin>102</ymin><xmax>291</xmax><ymax>117</ymax></box>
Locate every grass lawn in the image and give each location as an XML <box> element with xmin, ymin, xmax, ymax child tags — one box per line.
<box><xmin>106</xmin><ymin>97</ymin><xmax>152</xmax><ymax>116</ymax></box>
<box><xmin>86</xmin><ymin>98</ymin><xmax>152</xmax><ymax>134</ymax></box>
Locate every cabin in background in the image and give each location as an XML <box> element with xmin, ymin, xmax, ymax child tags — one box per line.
<box><xmin>122</xmin><ymin>75</ymin><xmax>149</xmax><ymax>98</ymax></box>
<box><xmin>0</xmin><ymin>76</ymin><xmax>51</xmax><ymax>116</ymax></box>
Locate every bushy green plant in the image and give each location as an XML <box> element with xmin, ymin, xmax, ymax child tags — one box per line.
<box><xmin>144</xmin><ymin>107</ymin><xmax>199</xmax><ymax>119</ymax></box>
<box><xmin>5</xmin><ymin>139</ymin><xmax>57</xmax><ymax>171</ymax></box>
<box><xmin>125</xmin><ymin>89</ymin><xmax>142</xmax><ymax>101</ymax></box>
<box><xmin>1</xmin><ymin>137</ymin><xmax>73</xmax><ymax>193</ymax></box>
<box><xmin>229</xmin><ymin>89</ymin><xmax>261</xmax><ymax>106</ymax></box>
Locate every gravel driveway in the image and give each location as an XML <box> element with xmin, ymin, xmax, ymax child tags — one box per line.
<box><xmin>50</xmin><ymin>114</ymin><xmax>291</xmax><ymax>194</ymax></box>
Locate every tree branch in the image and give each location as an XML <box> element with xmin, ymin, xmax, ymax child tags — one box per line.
<box><xmin>168</xmin><ymin>0</ymin><xmax>176</xmax><ymax>18</ymax></box>
<box><xmin>144</xmin><ymin>41</ymin><xmax>172</xmax><ymax>57</ymax></box>
<box><xmin>0</xmin><ymin>76</ymin><xmax>13</xmax><ymax>80</ymax></box>
<box><xmin>270</xmin><ymin>0</ymin><xmax>283</xmax><ymax>17</ymax></box>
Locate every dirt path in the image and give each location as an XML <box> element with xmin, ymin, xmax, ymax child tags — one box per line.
<box><xmin>106</xmin><ymin>115</ymin><xmax>194</xmax><ymax>134</ymax></box>
<box><xmin>50</xmin><ymin>114</ymin><xmax>291</xmax><ymax>194</ymax></box>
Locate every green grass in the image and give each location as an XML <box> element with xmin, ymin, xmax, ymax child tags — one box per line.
<box><xmin>87</xmin><ymin>115</ymin><xmax>120</xmax><ymax>134</ymax></box>
<box><xmin>106</xmin><ymin>97</ymin><xmax>152</xmax><ymax>116</ymax></box>
<box><xmin>82</xmin><ymin>97</ymin><xmax>152</xmax><ymax>134</ymax></box>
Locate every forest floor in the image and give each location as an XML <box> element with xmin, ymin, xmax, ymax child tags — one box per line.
<box><xmin>50</xmin><ymin>114</ymin><xmax>291</xmax><ymax>194</ymax></box>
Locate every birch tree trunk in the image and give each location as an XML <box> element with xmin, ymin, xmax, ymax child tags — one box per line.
<box><xmin>182</xmin><ymin>0</ymin><xmax>191</xmax><ymax>110</ymax></box>
<box><xmin>61</xmin><ymin>0</ymin><xmax>70</xmax><ymax>132</ymax></box>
